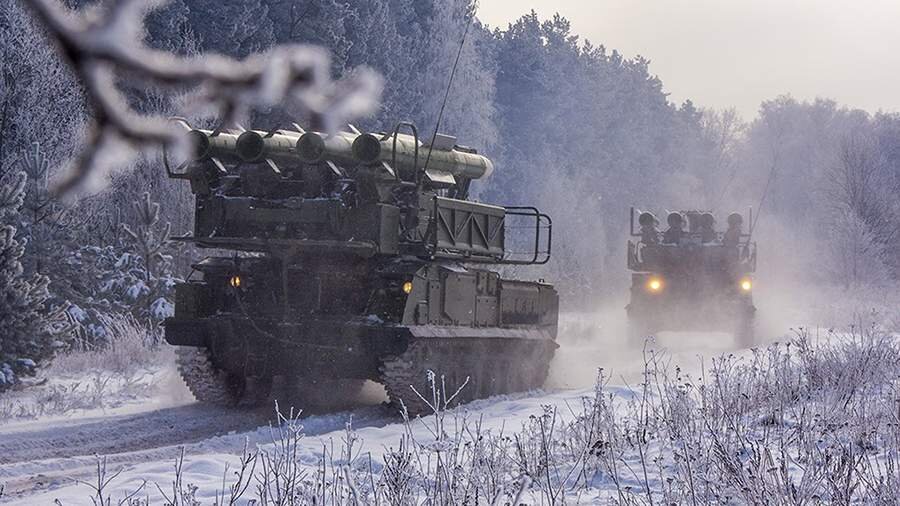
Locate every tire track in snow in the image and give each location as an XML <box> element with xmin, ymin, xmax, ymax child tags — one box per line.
<box><xmin>0</xmin><ymin>405</ymin><xmax>268</xmax><ymax>466</ymax></box>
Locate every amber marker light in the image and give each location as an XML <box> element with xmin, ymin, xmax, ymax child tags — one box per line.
<box><xmin>740</xmin><ymin>278</ymin><xmax>752</xmax><ymax>292</ymax></box>
<box><xmin>646</xmin><ymin>277</ymin><xmax>663</xmax><ymax>293</ymax></box>
<box><xmin>402</xmin><ymin>281</ymin><xmax>414</xmax><ymax>294</ymax></box>
<box><xmin>229</xmin><ymin>275</ymin><xmax>242</xmax><ymax>288</ymax></box>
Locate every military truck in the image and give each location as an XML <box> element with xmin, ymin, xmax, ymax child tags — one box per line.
<box><xmin>626</xmin><ymin>208</ymin><xmax>757</xmax><ymax>346</ymax></box>
<box><xmin>163</xmin><ymin>120</ymin><xmax>558</xmax><ymax>414</ymax></box>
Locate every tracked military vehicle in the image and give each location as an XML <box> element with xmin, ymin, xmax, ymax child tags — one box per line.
<box><xmin>163</xmin><ymin>120</ymin><xmax>557</xmax><ymax>414</ymax></box>
<box><xmin>626</xmin><ymin>208</ymin><xmax>757</xmax><ymax>346</ymax></box>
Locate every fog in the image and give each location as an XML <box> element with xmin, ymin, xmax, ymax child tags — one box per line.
<box><xmin>480</xmin><ymin>0</ymin><xmax>900</xmax><ymax>118</ymax></box>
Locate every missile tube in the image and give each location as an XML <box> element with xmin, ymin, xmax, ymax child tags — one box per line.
<box><xmin>352</xmin><ymin>133</ymin><xmax>494</xmax><ymax>180</ymax></box>
<box><xmin>296</xmin><ymin>131</ymin><xmax>360</xmax><ymax>165</ymax></box>
<box><xmin>235</xmin><ymin>130</ymin><xmax>302</xmax><ymax>162</ymax></box>
<box><xmin>189</xmin><ymin>129</ymin><xmax>240</xmax><ymax>160</ymax></box>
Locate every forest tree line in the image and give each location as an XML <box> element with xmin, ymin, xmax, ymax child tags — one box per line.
<box><xmin>0</xmin><ymin>0</ymin><xmax>898</xmax><ymax>387</ymax></box>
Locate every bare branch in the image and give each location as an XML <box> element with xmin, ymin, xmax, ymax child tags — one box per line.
<box><xmin>23</xmin><ymin>0</ymin><xmax>382</xmax><ymax>196</ymax></box>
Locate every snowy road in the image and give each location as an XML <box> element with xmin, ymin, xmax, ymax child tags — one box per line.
<box><xmin>0</xmin><ymin>398</ymin><xmax>398</xmax><ymax>501</ymax></box>
<box><xmin>0</xmin><ymin>405</ymin><xmax>270</xmax><ymax>465</ymax></box>
<box><xmin>0</xmin><ymin>404</ymin><xmax>266</xmax><ymax>499</ymax></box>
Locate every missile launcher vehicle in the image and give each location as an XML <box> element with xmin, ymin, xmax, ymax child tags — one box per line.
<box><xmin>626</xmin><ymin>208</ymin><xmax>757</xmax><ymax>346</ymax></box>
<box><xmin>163</xmin><ymin>120</ymin><xmax>557</xmax><ymax>414</ymax></box>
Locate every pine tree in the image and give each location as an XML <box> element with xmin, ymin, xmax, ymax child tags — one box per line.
<box><xmin>0</xmin><ymin>171</ymin><xmax>56</xmax><ymax>390</ymax></box>
<box><xmin>121</xmin><ymin>192</ymin><xmax>179</xmax><ymax>329</ymax></box>
<box><xmin>17</xmin><ymin>142</ymin><xmax>63</xmax><ymax>277</ymax></box>
<box><xmin>46</xmin><ymin>189</ymin><xmax>179</xmax><ymax>344</ymax></box>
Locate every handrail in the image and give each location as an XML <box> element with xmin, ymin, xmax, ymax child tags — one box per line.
<box><xmin>504</xmin><ymin>206</ymin><xmax>552</xmax><ymax>265</ymax></box>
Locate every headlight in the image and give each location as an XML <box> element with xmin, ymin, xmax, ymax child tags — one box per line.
<box><xmin>646</xmin><ymin>276</ymin><xmax>663</xmax><ymax>293</ymax></box>
<box><xmin>740</xmin><ymin>278</ymin><xmax>752</xmax><ymax>292</ymax></box>
<box><xmin>402</xmin><ymin>281</ymin><xmax>414</xmax><ymax>294</ymax></box>
<box><xmin>229</xmin><ymin>275</ymin><xmax>242</xmax><ymax>288</ymax></box>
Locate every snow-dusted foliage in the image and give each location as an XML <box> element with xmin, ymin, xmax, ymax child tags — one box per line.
<box><xmin>21</xmin><ymin>0</ymin><xmax>382</xmax><ymax>196</ymax></box>
<box><xmin>19</xmin><ymin>325</ymin><xmax>900</xmax><ymax>504</ymax></box>
<box><xmin>59</xmin><ymin>245</ymin><xmax>170</xmax><ymax>342</ymax></box>
<box><xmin>0</xmin><ymin>313</ymin><xmax>168</xmax><ymax>421</ymax></box>
<box><xmin>0</xmin><ymin>171</ymin><xmax>59</xmax><ymax>391</ymax></box>
<box><xmin>186</xmin><ymin>0</ymin><xmax>275</xmax><ymax>57</ymax></box>
<box><xmin>732</xmin><ymin>97</ymin><xmax>900</xmax><ymax>290</ymax></box>
<box><xmin>15</xmin><ymin>143</ymin><xmax>72</xmax><ymax>287</ymax></box>
<box><xmin>120</xmin><ymin>191</ymin><xmax>179</xmax><ymax>322</ymax></box>
<box><xmin>56</xmin><ymin>191</ymin><xmax>179</xmax><ymax>343</ymax></box>
<box><xmin>0</xmin><ymin>2</ymin><xmax>85</xmax><ymax>180</ymax></box>
<box><xmin>484</xmin><ymin>14</ymin><xmax>716</xmax><ymax>298</ymax></box>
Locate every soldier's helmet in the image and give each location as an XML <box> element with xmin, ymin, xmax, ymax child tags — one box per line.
<box><xmin>667</xmin><ymin>212</ymin><xmax>684</xmax><ymax>228</ymax></box>
<box><xmin>638</xmin><ymin>212</ymin><xmax>657</xmax><ymax>227</ymax></box>
<box><xmin>700</xmin><ymin>212</ymin><xmax>715</xmax><ymax>229</ymax></box>
<box><xmin>727</xmin><ymin>212</ymin><xmax>743</xmax><ymax>228</ymax></box>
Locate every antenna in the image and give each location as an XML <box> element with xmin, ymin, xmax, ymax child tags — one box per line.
<box><xmin>422</xmin><ymin>2</ymin><xmax>478</xmax><ymax>174</ymax></box>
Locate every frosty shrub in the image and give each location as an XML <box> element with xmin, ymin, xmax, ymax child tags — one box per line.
<box><xmin>0</xmin><ymin>171</ymin><xmax>63</xmax><ymax>391</ymax></box>
<box><xmin>0</xmin><ymin>313</ymin><xmax>167</xmax><ymax>422</ymax></box>
<box><xmin>66</xmin><ymin>322</ymin><xmax>900</xmax><ymax>504</ymax></box>
<box><xmin>52</xmin><ymin>312</ymin><xmax>164</xmax><ymax>376</ymax></box>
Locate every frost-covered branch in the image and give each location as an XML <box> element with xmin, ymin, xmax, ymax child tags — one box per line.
<box><xmin>23</xmin><ymin>0</ymin><xmax>382</xmax><ymax>196</ymax></box>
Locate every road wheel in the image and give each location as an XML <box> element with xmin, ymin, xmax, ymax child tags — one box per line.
<box><xmin>176</xmin><ymin>347</ymin><xmax>246</xmax><ymax>407</ymax></box>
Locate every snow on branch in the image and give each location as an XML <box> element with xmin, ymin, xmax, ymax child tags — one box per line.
<box><xmin>24</xmin><ymin>0</ymin><xmax>382</xmax><ymax>196</ymax></box>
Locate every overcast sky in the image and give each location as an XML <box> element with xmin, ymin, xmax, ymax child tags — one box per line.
<box><xmin>479</xmin><ymin>0</ymin><xmax>900</xmax><ymax>119</ymax></box>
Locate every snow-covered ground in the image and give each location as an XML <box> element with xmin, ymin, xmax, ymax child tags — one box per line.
<box><xmin>0</xmin><ymin>322</ymin><xmax>761</xmax><ymax>505</ymax></box>
<box><xmin>3</xmin><ymin>389</ymin><xmax>601</xmax><ymax>504</ymax></box>
<box><xmin>2</xmin><ymin>316</ymin><xmax>899</xmax><ymax>504</ymax></box>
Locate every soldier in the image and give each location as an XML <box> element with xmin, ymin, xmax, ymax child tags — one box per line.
<box><xmin>662</xmin><ymin>212</ymin><xmax>685</xmax><ymax>244</ymax></box>
<box><xmin>699</xmin><ymin>213</ymin><xmax>716</xmax><ymax>243</ymax></box>
<box><xmin>638</xmin><ymin>212</ymin><xmax>659</xmax><ymax>244</ymax></box>
<box><xmin>723</xmin><ymin>212</ymin><xmax>743</xmax><ymax>247</ymax></box>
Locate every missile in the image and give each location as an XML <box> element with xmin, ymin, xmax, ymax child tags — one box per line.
<box><xmin>351</xmin><ymin>133</ymin><xmax>494</xmax><ymax>180</ymax></box>
<box><xmin>184</xmin><ymin>122</ymin><xmax>494</xmax><ymax>182</ymax></box>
